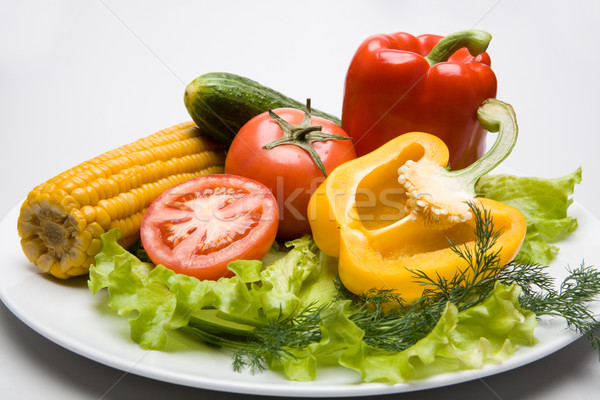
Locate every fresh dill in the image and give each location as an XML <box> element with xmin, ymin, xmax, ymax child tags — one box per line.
<box><xmin>408</xmin><ymin>203</ymin><xmax>504</xmax><ymax>311</ymax></box>
<box><xmin>337</xmin><ymin>202</ymin><xmax>600</xmax><ymax>354</ymax></box>
<box><xmin>332</xmin><ymin>202</ymin><xmax>506</xmax><ymax>352</ymax></box>
<box><xmin>230</xmin><ymin>302</ymin><xmax>325</xmax><ymax>372</ymax></box>
<box><xmin>515</xmin><ymin>263</ymin><xmax>600</xmax><ymax>352</ymax></box>
<box><xmin>181</xmin><ymin>202</ymin><xmax>600</xmax><ymax>372</ymax></box>
<box><xmin>182</xmin><ymin>302</ymin><xmax>326</xmax><ymax>373</ymax></box>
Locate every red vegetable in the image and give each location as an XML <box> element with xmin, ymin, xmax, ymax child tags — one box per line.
<box><xmin>342</xmin><ymin>30</ymin><xmax>497</xmax><ymax>170</ymax></box>
<box><xmin>225</xmin><ymin>102</ymin><xmax>356</xmax><ymax>239</ymax></box>
<box><xmin>140</xmin><ymin>174</ymin><xmax>278</xmax><ymax>280</ymax></box>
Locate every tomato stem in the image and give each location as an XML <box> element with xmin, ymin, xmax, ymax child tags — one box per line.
<box><xmin>263</xmin><ymin>99</ymin><xmax>350</xmax><ymax>177</ymax></box>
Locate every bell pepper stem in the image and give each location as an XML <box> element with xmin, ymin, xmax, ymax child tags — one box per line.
<box><xmin>424</xmin><ymin>30</ymin><xmax>492</xmax><ymax>66</ymax></box>
<box><xmin>450</xmin><ymin>98</ymin><xmax>518</xmax><ymax>191</ymax></box>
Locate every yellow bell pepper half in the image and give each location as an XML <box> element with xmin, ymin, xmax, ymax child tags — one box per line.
<box><xmin>307</xmin><ymin>99</ymin><xmax>527</xmax><ymax>303</ymax></box>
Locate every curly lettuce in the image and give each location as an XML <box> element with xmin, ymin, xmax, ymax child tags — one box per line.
<box><xmin>88</xmin><ymin>231</ymin><xmax>333</xmax><ymax>349</ymax></box>
<box><xmin>89</xmin><ymin>231</ymin><xmax>538</xmax><ymax>383</ymax></box>
<box><xmin>271</xmin><ymin>283</ymin><xmax>536</xmax><ymax>383</ymax></box>
<box><xmin>476</xmin><ymin>168</ymin><xmax>581</xmax><ymax>264</ymax></box>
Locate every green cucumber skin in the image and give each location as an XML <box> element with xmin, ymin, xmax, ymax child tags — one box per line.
<box><xmin>183</xmin><ymin>72</ymin><xmax>341</xmax><ymax>145</ymax></box>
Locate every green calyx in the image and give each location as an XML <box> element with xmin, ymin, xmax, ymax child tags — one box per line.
<box><xmin>263</xmin><ymin>99</ymin><xmax>350</xmax><ymax>177</ymax></box>
<box><xmin>450</xmin><ymin>98</ymin><xmax>518</xmax><ymax>193</ymax></box>
<box><xmin>425</xmin><ymin>30</ymin><xmax>492</xmax><ymax>66</ymax></box>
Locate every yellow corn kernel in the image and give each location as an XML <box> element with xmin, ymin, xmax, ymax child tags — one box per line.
<box><xmin>61</xmin><ymin>195</ymin><xmax>80</xmax><ymax>210</ymax></box>
<box><xmin>49</xmin><ymin>263</ymin><xmax>69</xmax><ymax>279</ymax></box>
<box><xmin>17</xmin><ymin>121</ymin><xmax>226</xmax><ymax>279</ymax></box>
<box><xmin>81</xmin><ymin>205</ymin><xmax>97</xmax><ymax>224</ymax></box>
<box><xmin>87</xmin><ymin>238</ymin><xmax>102</xmax><ymax>256</ymax></box>
<box><xmin>97</xmin><ymin>198</ymin><xmax>117</xmax><ymax>220</ymax></box>
<box><xmin>71</xmin><ymin>188</ymin><xmax>91</xmax><ymax>207</ymax></box>
<box><xmin>74</xmin><ymin>230</ymin><xmax>93</xmax><ymax>250</ymax></box>
<box><xmin>67</xmin><ymin>265</ymin><xmax>89</xmax><ymax>278</ymax></box>
<box><xmin>20</xmin><ymin>236</ymin><xmax>45</xmax><ymax>264</ymax></box>
<box><xmin>95</xmin><ymin>178</ymin><xmax>112</xmax><ymax>199</ymax></box>
<box><xmin>105</xmin><ymin>178</ymin><xmax>120</xmax><ymax>200</ymax></box>
<box><xmin>90</xmin><ymin>180</ymin><xmax>107</xmax><ymax>201</ymax></box>
<box><xmin>69</xmin><ymin>209</ymin><xmax>87</xmax><ymax>230</ymax></box>
<box><xmin>18</xmin><ymin>201</ymin><xmax>35</xmax><ymax>222</ymax></box>
<box><xmin>67</xmin><ymin>247</ymin><xmax>88</xmax><ymax>268</ymax></box>
<box><xmin>37</xmin><ymin>253</ymin><xmax>56</xmax><ymax>273</ymax></box>
<box><xmin>86</xmin><ymin>222</ymin><xmax>105</xmax><ymax>238</ymax></box>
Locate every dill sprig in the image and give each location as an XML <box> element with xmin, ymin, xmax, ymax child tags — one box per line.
<box><xmin>338</xmin><ymin>202</ymin><xmax>600</xmax><ymax>355</ymax></box>
<box><xmin>334</xmin><ymin>283</ymin><xmax>427</xmax><ymax>352</ymax></box>
<box><xmin>408</xmin><ymin>203</ymin><xmax>504</xmax><ymax>311</ymax></box>
<box><xmin>181</xmin><ymin>203</ymin><xmax>600</xmax><ymax>373</ymax></box>
<box><xmin>182</xmin><ymin>302</ymin><xmax>326</xmax><ymax>373</ymax></box>
<box><xmin>336</xmin><ymin>202</ymin><xmax>506</xmax><ymax>352</ymax></box>
<box><xmin>231</xmin><ymin>302</ymin><xmax>325</xmax><ymax>372</ymax></box>
<box><xmin>515</xmin><ymin>263</ymin><xmax>600</xmax><ymax>352</ymax></box>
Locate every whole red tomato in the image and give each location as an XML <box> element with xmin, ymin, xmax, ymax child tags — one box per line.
<box><xmin>225</xmin><ymin>103</ymin><xmax>356</xmax><ymax>239</ymax></box>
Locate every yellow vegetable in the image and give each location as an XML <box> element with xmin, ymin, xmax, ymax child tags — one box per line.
<box><xmin>308</xmin><ymin>99</ymin><xmax>526</xmax><ymax>302</ymax></box>
<box><xmin>398</xmin><ymin>99</ymin><xmax>519</xmax><ymax>227</ymax></box>
<box><xmin>17</xmin><ymin>121</ymin><xmax>226</xmax><ymax>279</ymax></box>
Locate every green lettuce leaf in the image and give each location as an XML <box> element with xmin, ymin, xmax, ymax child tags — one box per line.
<box><xmin>88</xmin><ymin>233</ymin><xmax>329</xmax><ymax>349</ymax></box>
<box><xmin>268</xmin><ymin>300</ymin><xmax>365</xmax><ymax>381</ymax></box>
<box><xmin>476</xmin><ymin>167</ymin><xmax>581</xmax><ymax>264</ymax></box>
<box><xmin>251</xmin><ymin>236</ymin><xmax>321</xmax><ymax>319</ymax></box>
<box><xmin>338</xmin><ymin>282</ymin><xmax>537</xmax><ymax>383</ymax></box>
<box><xmin>89</xmin><ymin>233</ymin><xmax>539</xmax><ymax>384</ymax></box>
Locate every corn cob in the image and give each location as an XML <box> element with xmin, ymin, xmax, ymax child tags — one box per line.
<box><xmin>17</xmin><ymin>121</ymin><xmax>226</xmax><ymax>279</ymax></box>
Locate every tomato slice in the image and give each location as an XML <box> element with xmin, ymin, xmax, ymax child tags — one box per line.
<box><xmin>140</xmin><ymin>174</ymin><xmax>279</xmax><ymax>280</ymax></box>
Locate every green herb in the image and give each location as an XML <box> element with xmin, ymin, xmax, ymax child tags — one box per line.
<box><xmin>409</xmin><ymin>203</ymin><xmax>504</xmax><ymax>310</ymax></box>
<box><xmin>335</xmin><ymin>203</ymin><xmax>600</xmax><ymax>356</ymax></box>
<box><xmin>516</xmin><ymin>263</ymin><xmax>600</xmax><ymax>352</ymax></box>
<box><xmin>331</xmin><ymin>203</ymin><xmax>503</xmax><ymax>353</ymax></box>
<box><xmin>183</xmin><ymin>302</ymin><xmax>326</xmax><ymax>373</ymax></box>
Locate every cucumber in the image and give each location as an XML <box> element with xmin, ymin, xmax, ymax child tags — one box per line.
<box><xmin>183</xmin><ymin>72</ymin><xmax>341</xmax><ymax>145</ymax></box>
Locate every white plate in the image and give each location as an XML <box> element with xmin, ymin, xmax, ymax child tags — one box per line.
<box><xmin>1</xmin><ymin>201</ymin><xmax>599</xmax><ymax>398</ymax></box>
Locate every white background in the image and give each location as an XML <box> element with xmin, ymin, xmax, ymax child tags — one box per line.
<box><xmin>1</xmin><ymin>0</ymin><xmax>600</xmax><ymax>399</ymax></box>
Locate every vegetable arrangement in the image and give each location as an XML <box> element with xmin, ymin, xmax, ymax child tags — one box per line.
<box><xmin>15</xmin><ymin>28</ymin><xmax>599</xmax><ymax>384</ymax></box>
<box><xmin>17</xmin><ymin>122</ymin><xmax>226</xmax><ymax>278</ymax></box>
<box><xmin>88</xmin><ymin>206</ymin><xmax>599</xmax><ymax>383</ymax></box>
<box><xmin>309</xmin><ymin>99</ymin><xmax>527</xmax><ymax>302</ymax></box>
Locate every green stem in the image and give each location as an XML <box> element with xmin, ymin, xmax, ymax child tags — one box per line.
<box><xmin>424</xmin><ymin>30</ymin><xmax>492</xmax><ymax>66</ymax></box>
<box><xmin>180</xmin><ymin>325</ymin><xmax>250</xmax><ymax>350</ymax></box>
<box><xmin>450</xmin><ymin>98</ymin><xmax>518</xmax><ymax>191</ymax></box>
<box><xmin>262</xmin><ymin>99</ymin><xmax>351</xmax><ymax>177</ymax></box>
<box><xmin>188</xmin><ymin>310</ymin><xmax>257</xmax><ymax>337</ymax></box>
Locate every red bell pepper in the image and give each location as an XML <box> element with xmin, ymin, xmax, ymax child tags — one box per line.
<box><xmin>341</xmin><ymin>30</ymin><xmax>497</xmax><ymax>170</ymax></box>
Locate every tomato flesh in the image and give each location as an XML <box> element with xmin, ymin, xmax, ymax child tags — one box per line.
<box><xmin>140</xmin><ymin>175</ymin><xmax>278</xmax><ymax>280</ymax></box>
